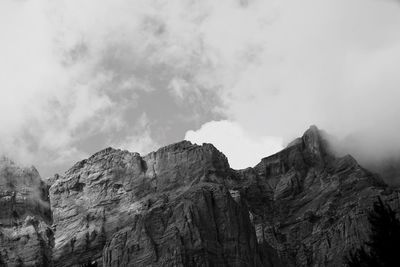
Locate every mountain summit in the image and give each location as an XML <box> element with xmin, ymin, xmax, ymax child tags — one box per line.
<box><xmin>0</xmin><ymin>157</ymin><xmax>52</xmax><ymax>266</ymax></box>
<box><xmin>0</xmin><ymin>126</ymin><xmax>398</xmax><ymax>266</ymax></box>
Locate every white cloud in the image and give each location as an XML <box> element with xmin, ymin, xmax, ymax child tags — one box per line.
<box><xmin>185</xmin><ymin>120</ymin><xmax>283</xmax><ymax>169</ymax></box>
<box><xmin>0</xmin><ymin>0</ymin><xmax>159</xmax><ymax>176</ymax></box>
<box><xmin>2</xmin><ymin>0</ymin><xmax>400</xmax><ymax>177</ymax></box>
<box><xmin>186</xmin><ymin>0</ymin><xmax>400</xmax><ymax>164</ymax></box>
<box><xmin>0</xmin><ymin>0</ymin><xmax>222</xmax><ymax>177</ymax></box>
<box><xmin>113</xmin><ymin>114</ymin><xmax>160</xmax><ymax>156</ymax></box>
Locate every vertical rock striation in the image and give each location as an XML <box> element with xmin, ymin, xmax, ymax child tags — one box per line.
<box><xmin>3</xmin><ymin>125</ymin><xmax>400</xmax><ymax>267</ymax></box>
<box><xmin>50</xmin><ymin>141</ymin><xmax>277</xmax><ymax>266</ymax></box>
<box><xmin>0</xmin><ymin>157</ymin><xmax>53</xmax><ymax>266</ymax></box>
<box><xmin>234</xmin><ymin>126</ymin><xmax>393</xmax><ymax>266</ymax></box>
<box><xmin>48</xmin><ymin>127</ymin><xmax>400</xmax><ymax>266</ymax></box>
<box><xmin>103</xmin><ymin>184</ymin><xmax>264</xmax><ymax>267</ymax></box>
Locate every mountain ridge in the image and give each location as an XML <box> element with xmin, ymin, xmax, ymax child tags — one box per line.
<box><xmin>0</xmin><ymin>125</ymin><xmax>398</xmax><ymax>266</ymax></box>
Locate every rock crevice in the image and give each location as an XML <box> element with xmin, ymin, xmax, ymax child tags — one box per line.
<box><xmin>2</xmin><ymin>126</ymin><xmax>399</xmax><ymax>267</ymax></box>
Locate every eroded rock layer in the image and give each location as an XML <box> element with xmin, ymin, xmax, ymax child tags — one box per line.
<box><xmin>0</xmin><ymin>157</ymin><xmax>53</xmax><ymax>266</ymax></box>
<box><xmin>3</xmin><ymin>126</ymin><xmax>400</xmax><ymax>267</ymax></box>
<box><xmin>233</xmin><ymin>126</ymin><xmax>396</xmax><ymax>266</ymax></box>
<box><xmin>50</xmin><ymin>142</ymin><xmax>278</xmax><ymax>267</ymax></box>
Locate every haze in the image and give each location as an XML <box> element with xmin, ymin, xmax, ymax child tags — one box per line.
<box><xmin>1</xmin><ymin>0</ymin><xmax>400</xmax><ymax>179</ymax></box>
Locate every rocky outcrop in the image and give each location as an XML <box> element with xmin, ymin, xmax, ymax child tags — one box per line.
<box><xmin>103</xmin><ymin>184</ymin><xmax>266</xmax><ymax>267</ymax></box>
<box><xmin>50</xmin><ymin>142</ymin><xmax>277</xmax><ymax>267</ymax></box>
<box><xmin>0</xmin><ymin>157</ymin><xmax>53</xmax><ymax>266</ymax></box>
<box><xmin>48</xmin><ymin>126</ymin><xmax>400</xmax><ymax>267</ymax></box>
<box><xmin>232</xmin><ymin>126</ymin><xmax>393</xmax><ymax>266</ymax></box>
<box><xmin>3</xmin><ymin>125</ymin><xmax>400</xmax><ymax>266</ymax></box>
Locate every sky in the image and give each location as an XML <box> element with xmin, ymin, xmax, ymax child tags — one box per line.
<box><xmin>1</xmin><ymin>0</ymin><xmax>400</xmax><ymax>178</ymax></box>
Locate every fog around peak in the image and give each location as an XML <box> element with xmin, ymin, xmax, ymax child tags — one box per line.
<box><xmin>1</xmin><ymin>0</ymin><xmax>400</xmax><ymax>180</ymax></box>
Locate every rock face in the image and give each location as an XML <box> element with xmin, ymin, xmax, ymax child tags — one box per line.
<box><xmin>0</xmin><ymin>157</ymin><xmax>53</xmax><ymax>266</ymax></box>
<box><xmin>3</xmin><ymin>125</ymin><xmax>400</xmax><ymax>266</ymax></box>
<box><xmin>102</xmin><ymin>184</ymin><xmax>264</xmax><ymax>267</ymax></box>
<box><xmin>48</xmin><ymin>127</ymin><xmax>400</xmax><ymax>267</ymax></box>
<box><xmin>50</xmin><ymin>142</ymin><xmax>277</xmax><ymax>267</ymax></box>
<box><xmin>232</xmin><ymin>126</ymin><xmax>396</xmax><ymax>266</ymax></box>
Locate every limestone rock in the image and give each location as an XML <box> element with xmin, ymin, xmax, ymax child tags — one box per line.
<box><xmin>0</xmin><ymin>157</ymin><xmax>53</xmax><ymax>266</ymax></box>
<box><xmin>49</xmin><ymin>127</ymin><xmax>400</xmax><ymax>267</ymax></box>
<box><xmin>236</xmin><ymin>126</ymin><xmax>390</xmax><ymax>266</ymax></box>
<box><xmin>50</xmin><ymin>142</ymin><xmax>277</xmax><ymax>266</ymax></box>
<box><xmin>103</xmin><ymin>184</ymin><xmax>266</xmax><ymax>267</ymax></box>
<box><xmin>4</xmin><ymin>125</ymin><xmax>400</xmax><ymax>267</ymax></box>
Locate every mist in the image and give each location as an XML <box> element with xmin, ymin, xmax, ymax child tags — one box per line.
<box><xmin>183</xmin><ymin>0</ymin><xmax>400</xmax><ymax>183</ymax></box>
<box><xmin>326</xmin><ymin>131</ymin><xmax>400</xmax><ymax>185</ymax></box>
<box><xmin>1</xmin><ymin>0</ymin><xmax>400</xmax><ymax>181</ymax></box>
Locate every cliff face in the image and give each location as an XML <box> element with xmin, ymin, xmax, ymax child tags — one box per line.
<box><xmin>50</xmin><ymin>142</ymin><xmax>277</xmax><ymax>267</ymax></box>
<box><xmin>233</xmin><ymin>126</ymin><xmax>397</xmax><ymax>266</ymax></box>
<box><xmin>3</xmin><ymin>126</ymin><xmax>400</xmax><ymax>266</ymax></box>
<box><xmin>0</xmin><ymin>157</ymin><xmax>53</xmax><ymax>266</ymax></box>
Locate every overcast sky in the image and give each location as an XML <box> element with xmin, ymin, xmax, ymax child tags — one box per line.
<box><xmin>1</xmin><ymin>0</ymin><xmax>400</xmax><ymax>177</ymax></box>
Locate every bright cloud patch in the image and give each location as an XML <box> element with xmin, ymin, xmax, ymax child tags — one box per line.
<box><xmin>185</xmin><ymin>120</ymin><xmax>283</xmax><ymax>169</ymax></box>
<box><xmin>2</xmin><ymin>0</ymin><xmax>400</xmax><ymax>177</ymax></box>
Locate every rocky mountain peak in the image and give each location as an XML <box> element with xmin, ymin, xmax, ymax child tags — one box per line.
<box><xmin>2</xmin><ymin>126</ymin><xmax>399</xmax><ymax>267</ymax></box>
<box><xmin>254</xmin><ymin>125</ymin><xmax>332</xmax><ymax>183</ymax></box>
<box><xmin>301</xmin><ymin>125</ymin><xmax>332</xmax><ymax>164</ymax></box>
<box><xmin>49</xmin><ymin>141</ymin><xmax>260</xmax><ymax>266</ymax></box>
<box><xmin>0</xmin><ymin>157</ymin><xmax>51</xmax><ymax>224</ymax></box>
<box><xmin>302</xmin><ymin>125</ymin><xmax>322</xmax><ymax>146</ymax></box>
<box><xmin>0</xmin><ymin>156</ymin><xmax>41</xmax><ymax>186</ymax></box>
<box><xmin>153</xmin><ymin>140</ymin><xmax>194</xmax><ymax>153</ymax></box>
<box><xmin>0</xmin><ymin>156</ymin><xmax>52</xmax><ymax>266</ymax></box>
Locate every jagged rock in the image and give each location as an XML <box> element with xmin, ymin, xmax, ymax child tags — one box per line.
<box><xmin>49</xmin><ymin>126</ymin><xmax>400</xmax><ymax>267</ymax></box>
<box><xmin>50</xmin><ymin>142</ymin><xmax>276</xmax><ymax>267</ymax></box>
<box><xmin>103</xmin><ymin>184</ymin><xmax>265</xmax><ymax>267</ymax></box>
<box><xmin>0</xmin><ymin>157</ymin><xmax>53</xmax><ymax>266</ymax></box>
<box><xmin>234</xmin><ymin>126</ymin><xmax>391</xmax><ymax>266</ymax></box>
<box><xmin>3</xmin><ymin>125</ymin><xmax>400</xmax><ymax>267</ymax></box>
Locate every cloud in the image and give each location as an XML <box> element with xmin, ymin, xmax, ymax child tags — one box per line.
<box><xmin>112</xmin><ymin>114</ymin><xmax>160</xmax><ymax>155</ymax></box>
<box><xmin>2</xmin><ymin>0</ymin><xmax>400</xmax><ymax>178</ymax></box>
<box><xmin>0</xmin><ymin>0</ymin><xmax>219</xmax><ymax>177</ymax></box>
<box><xmin>184</xmin><ymin>0</ymin><xmax>400</xmax><ymax>169</ymax></box>
<box><xmin>185</xmin><ymin>120</ymin><xmax>283</xmax><ymax>169</ymax></box>
<box><xmin>0</xmin><ymin>0</ymin><xmax>156</xmax><ymax>176</ymax></box>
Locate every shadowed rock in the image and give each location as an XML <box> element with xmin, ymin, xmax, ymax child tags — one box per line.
<box><xmin>50</xmin><ymin>142</ymin><xmax>277</xmax><ymax>267</ymax></box>
<box><xmin>3</xmin><ymin>125</ymin><xmax>400</xmax><ymax>267</ymax></box>
<box><xmin>234</xmin><ymin>126</ymin><xmax>389</xmax><ymax>266</ymax></box>
<box><xmin>0</xmin><ymin>157</ymin><xmax>53</xmax><ymax>266</ymax></box>
<box><xmin>49</xmin><ymin>126</ymin><xmax>399</xmax><ymax>267</ymax></box>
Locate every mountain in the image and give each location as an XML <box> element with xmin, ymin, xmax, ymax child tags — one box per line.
<box><xmin>235</xmin><ymin>126</ymin><xmax>390</xmax><ymax>266</ymax></box>
<box><xmin>50</xmin><ymin>143</ymin><xmax>274</xmax><ymax>267</ymax></box>
<box><xmin>0</xmin><ymin>157</ymin><xmax>53</xmax><ymax>266</ymax></box>
<box><xmin>1</xmin><ymin>126</ymin><xmax>400</xmax><ymax>266</ymax></box>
